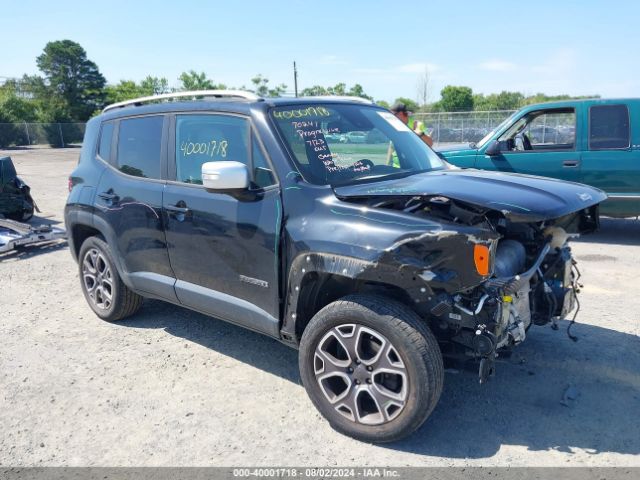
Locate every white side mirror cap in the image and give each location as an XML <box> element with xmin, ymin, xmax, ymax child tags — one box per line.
<box><xmin>201</xmin><ymin>161</ymin><xmax>249</xmax><ymax>190</ymax></box>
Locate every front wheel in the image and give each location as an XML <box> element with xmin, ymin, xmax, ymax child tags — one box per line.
<box><xmin>299</xmin><ymin>294</ymin><xmax>444</xmax><ymax>443</ymax></box>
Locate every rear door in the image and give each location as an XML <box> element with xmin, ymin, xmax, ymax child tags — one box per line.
<box><xmin>163</xmin><ymin>113</ymin><xmax>282</xmax><ymax>337</ymax></box>
<box><xmin>580</xmin><ymin>103</ymin><xmax>640</xmax><ymax>217</ymax></box>
<box><xmin>476</xmin><ymin>107</ymin><xmax>582</xmax><ymax>183</ymax></box>
<box><xmin>94</xmin><ymin>115</ymin><xmax>177</xmax><ymax>301</ymax></box>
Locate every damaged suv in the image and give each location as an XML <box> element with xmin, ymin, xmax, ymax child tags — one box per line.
<box><xmin>65</xmin><ymin>92</ymin><xmax>606</xmax><ymax>442</ymax></box>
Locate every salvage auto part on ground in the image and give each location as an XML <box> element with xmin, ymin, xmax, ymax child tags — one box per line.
<box><xmin>0</xmin><ymin>218</ymin><xmax>66</xmax><ymax>254</ymax></box>
<box><xmin>0</xmin><ymin>156</ymin><xmax>39</xmax><ymax>221</ymax></box>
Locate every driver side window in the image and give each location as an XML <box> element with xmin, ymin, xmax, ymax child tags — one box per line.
<box><xmin>501</xmin><ymin>109</ymin><xmax>575</xmax><ymax>152</ymax></box>
<box><xmin>175</xmin><ymin>114</ymin><xmax>249</xmax><ymax>184</ymax></box>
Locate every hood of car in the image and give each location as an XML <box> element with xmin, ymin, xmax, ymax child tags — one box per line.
<box><xmin>333</xmin><ymin>169</ymin><xmax>607</xmax><ymax>223</ymax></box>
<box><xmin>434</xmin><ymin>143</ymin><xmax>477</xmax><ymax>154</ymax></box>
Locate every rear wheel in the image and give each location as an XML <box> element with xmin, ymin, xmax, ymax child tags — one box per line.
<box><xmin>299</xmin><ymin>294</ymin><xmax>444</xmax><ymax>443</ymax></box>
<box><xmin>78</xmin><ymin>236</ymin><xmax>143</xmax><ymax>322</ymax></box>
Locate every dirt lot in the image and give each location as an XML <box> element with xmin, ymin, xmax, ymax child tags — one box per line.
<box><xmin>1</xmin><ymin>147</ymin><xmax>639</xmax><ymax>467</ymax></box>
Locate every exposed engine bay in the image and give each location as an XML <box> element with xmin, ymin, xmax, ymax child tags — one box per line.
<box><xmin>346</xmin><ymin>193</ymin><xmax>600</xmax><ymax>383</ymax></box>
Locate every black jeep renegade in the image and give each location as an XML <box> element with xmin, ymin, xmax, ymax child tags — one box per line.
<box><xmin>65</xmin><ymin>91</ymin><xmax>606</xmax><ymax>442</ymax></box>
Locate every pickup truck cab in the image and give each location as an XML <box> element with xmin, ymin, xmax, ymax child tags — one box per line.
<box><xmin>65</xmin><ymin>91</ymin><xmax>605</xmax><ymax>442</ymax></box>
<box><xmin>437</xmin><ymin>98</ymin><xmax>640</xmax><ymax>217</ymax></box>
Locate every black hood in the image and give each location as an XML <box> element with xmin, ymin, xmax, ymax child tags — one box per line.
<box><xmin>334</xmin><ymin>169</ymin><xmax>607</xmax><ymax>223</ymax></box>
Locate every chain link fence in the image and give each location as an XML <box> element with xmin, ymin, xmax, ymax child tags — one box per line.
<box><xmin>0</xmin><ymin>111</ymin><xmax>518</xmax><ymax>149</ymax></box>
<box><xmin>413</xmin><ymin>110</ymin><xmax>516</xmax><ymax>145</ymax></box>
<box><xmin>0</xmin><ymin>123</ymin><xmax>86</xmax><ymax>148</ymax></box>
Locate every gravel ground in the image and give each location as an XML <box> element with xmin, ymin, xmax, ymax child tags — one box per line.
<box><xmin>1</xmin><ymin>148</ymin><xmax>639</xmax><ymax>467</ymax></box>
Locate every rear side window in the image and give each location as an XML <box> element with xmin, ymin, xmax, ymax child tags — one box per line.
<box><xmin>589</xmin><ymin>105</ymin><xmax>630</xmax><ymax>150</ymax></box>
<box><xmin>117</xmin><ymin>116</ymin><xmax>163</xmax><ymax>178</ymax></box>
<box><xmin>175</xmin><ymin>114</ymin><xmax>249</xmax><ymax>184</ymax></box>
<box><xmin>97</xmin><ymin>121</ymin><xmax>114</xmax><ymax>162</ymax></box>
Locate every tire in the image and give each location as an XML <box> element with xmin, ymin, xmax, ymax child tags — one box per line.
<box><xmin>78</xmin><ymin>236</ymin><xmax>143</xmax><ymax>322</ymax></box>
<box><xmin>299</xmin><ymin>294</ymin><xmax>444</xmax><ymax>443</ymax></box>
<box><xmin>21</xmin><ymin>204</ymin><xmax>34</xmax><ymax>221</ymax></box>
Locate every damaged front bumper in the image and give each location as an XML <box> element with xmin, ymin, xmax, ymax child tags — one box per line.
<box><xmin>429</xmin><ymin>242</ymin><xmax>581</xmax><ymax>383</ymax></box>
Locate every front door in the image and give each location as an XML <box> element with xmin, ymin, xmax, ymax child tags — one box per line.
<box><xmin>163</xmin><ymin>113</ymin><xmax>282</xmax><ymax>337</ymax></box>
<box><xmin>476</xmin><ymin>107</ymin><xmax>582</xmax><ymax>184</ymax></box>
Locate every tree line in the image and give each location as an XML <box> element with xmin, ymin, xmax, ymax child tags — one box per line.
<box><xmin>1</xmin><ymin>39</ymin><xmax>599</xmax><ymax>129</ymax></box>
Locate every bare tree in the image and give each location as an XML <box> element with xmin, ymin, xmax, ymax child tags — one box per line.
<box><xmin>416</xmin><ymin>66</ymin><xmax>431</xmax><ymax>110</ymax></box>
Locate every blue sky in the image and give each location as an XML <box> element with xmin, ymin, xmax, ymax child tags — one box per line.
<box><xmin>2</xmin><ymin>0</ymin><xmax>638</xmax><ymax>102</ymax></box>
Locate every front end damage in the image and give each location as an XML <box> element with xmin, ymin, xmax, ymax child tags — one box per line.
<box><xmin>335</xmin><ymin>178</ymin><xmax>603</xmax><ymax>383</ymax></box>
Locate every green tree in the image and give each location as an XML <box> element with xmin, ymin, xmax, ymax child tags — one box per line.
<box><xmin>437</xmin><ymin>85</ymin><xmax>474</xmax><ymax>112</ymax></box>
<box><xmin>376</xmin><ymin>100</ymin><xmax>391</xmax><ymax>109</ymax></box>
<box><xmin>300</xmin><ymin>85</ymin><xmax>329</xmax><ymax>96</ymax></box>
<box><xmin>0</xmin><ymin>91</ymin><xmax>38</xmax><ymax>122</ymax></box>
<box><xmin>140</xmin><ymin>76</ymin><xmax>170</xmax><ymax>95</ymax></box>
<box><xmin>36</xmin><ymin>40</ymin><xmax>106</xmax><ymax>120</ymax></box>
<box><xmin>494</xmin><ymin>91</ymin><xmax>524</xmax><ymax>110</ymax></box>
<box><xmin>347</xmin><ymin>84</ymin><xmax>372</xmax><ymax>100</ymax></box>
<box><xmin>328</xmin><ymin>83</ymin><xmax>346</xmax><ymax>96</ymax></box>
<box><xmin>178</xmin><ymin>71</ymin><xmax>223</xmax><ymax>91</ymax></box>
<box><xmin>105</xmin><ymin>80</ymin><xmax>143</xmax><ymax>104</ymax></box>
<box><xmin>300</xmin><ymin>83</ymin><xmax>372</xmax><ymax>100</ymax></box>
<box><xmin>251</xmin><ymin>74</ymin><xmax>286</xmax><ymax>97</ymax></box>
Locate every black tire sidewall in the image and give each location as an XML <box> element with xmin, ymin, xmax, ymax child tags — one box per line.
<box><xmin>299</xmin><ymin>296</ymin><xmax>440</xmax><ymax>443</ymax></box>
<box><xmin>78</xmin><ymin>236</ymin><xmax>122</xmax><ymax>321</ymax></box>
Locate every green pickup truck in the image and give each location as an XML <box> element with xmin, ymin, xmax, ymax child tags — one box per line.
<box><xmin>437</xmin><ymin>98</ymin><xmax>640</xmax><ymax>218</ymax></box>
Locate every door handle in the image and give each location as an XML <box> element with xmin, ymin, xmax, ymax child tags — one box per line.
<box><xmin>165</xmin><ymin>203</ymin><xmax>190</xmax><ymax>222</ymax></box>
<box><xmin>98</xmin><ymin>191</ymin><xmax>119</xmax><ymax>203</ymax></box>
<box><xmin>165</xmin><ymin>204</ymin><xmax>190</xmax><ymax>214</ymax></box>
<box><xmin>562</xmin><ymin>160</ymin><xmax>580</xmax><ymax>168</ymax></box>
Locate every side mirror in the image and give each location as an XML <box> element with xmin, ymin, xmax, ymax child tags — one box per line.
<box><xmin>484</xmin><ymin>140</ymin><xmax>501</xmax><ymax>156</ymax></box>
<box><xmin>201</xmin><ymin>161</ymin><xmax>249</xmax><ymax>190</ymax></box>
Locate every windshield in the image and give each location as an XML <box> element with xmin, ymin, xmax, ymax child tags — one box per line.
<box><xmin>476</xmin><ymin>110</ymin><xmax>521</xmax><ymax>148</ymax></box>
<box><xmin>270</xmin><ymin>104</ymin><xmax>445</xmax><ymax>186</ymax></box>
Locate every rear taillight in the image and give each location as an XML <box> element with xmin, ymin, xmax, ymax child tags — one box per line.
<box><xmin>68</xmin><ymin>177</ymin><xmax>73</xmax><ymax>192</ymax></box>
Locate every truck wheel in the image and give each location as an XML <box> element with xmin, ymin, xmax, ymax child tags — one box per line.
<box><xmin>78</xmin><ymin>236</ymin><xmax>143</xmax><ymax>322</ymax></box>
<box><xmin>299</xmin><ymin>294</ymin><xmax>443</xmax><ymax>442</ymax></box>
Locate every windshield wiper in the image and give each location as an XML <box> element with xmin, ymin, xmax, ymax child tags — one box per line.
<box><xmin>333</xmin><ymin>170</ymin><xmax>423</xmax><ymax>186</ymax></box>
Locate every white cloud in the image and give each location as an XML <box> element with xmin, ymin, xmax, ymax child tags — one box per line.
<box><xmin>531</xmin><ymin>48</ymin><xmax>577</xmax><ymax>75</ymax></box>
<box><xmin>479</xmin><ymin>59</ymin><xmax>517</xmax><ymax>72</ymax></box>
<box><xmin>397</xmin><ymin>62</ymin><xmax>441</xmax><ymax>74</ymax></box>
<box><xmin>318</xmin><ymin>55</ymin><xmax>347</xmax><ymax>66</ymax></box>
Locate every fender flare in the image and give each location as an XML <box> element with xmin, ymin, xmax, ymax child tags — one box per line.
<box><xmin>67</xmin><ymin>211</ymin><xmax>135</xmax><ymax>291</ymax></box>
<box><xmin>280</xmin><ymin>251</ymin><xmax>435</xmax><ymax>343</ymax></box>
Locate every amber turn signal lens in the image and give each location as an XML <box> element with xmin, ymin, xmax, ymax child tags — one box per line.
<box><xmin>474</xmin><ymin>244</ymin><xmax>491</xmax><ymax>276</ymax></box>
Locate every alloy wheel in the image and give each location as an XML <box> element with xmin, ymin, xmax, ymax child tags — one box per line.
<box><xmin>82</xmin><ymin>248</ymin><xmax>113</xmax><ymax>310</ymax></box>
<box><xmin>313</xmin><ymin>323</ymin><xmax>408</xmax><ymax>425</ymax></box>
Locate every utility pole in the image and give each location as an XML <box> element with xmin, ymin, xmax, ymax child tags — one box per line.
<box><xmin>293</xmin><ymin>61</ymin><xmax>298</xmax><ymax>97</ymax></box>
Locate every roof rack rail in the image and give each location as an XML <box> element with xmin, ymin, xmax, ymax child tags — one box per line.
<box><xmin>103</xmin><ymin>90</ymin><xmax>261</xmax><ymax>113</ymax></box>
<box><xmin>302</xmin><ymin>95</ymin><xmax>375</xmax><ymax>105</ymax></box>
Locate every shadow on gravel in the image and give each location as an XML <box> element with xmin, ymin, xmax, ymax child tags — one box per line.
<box><xmin>28</xmin><ymin>215</ymin><xmax>63</xmax><ymax>227</ymax></box>
<box><xmin>575</xmin><ymin>217</ymin><xmax>640</xmax><ymax>246</ymax></box>
<box><xmin>117</xmin><ymin>299</ymin><xmax>640</xmax><ymax>459</ymax></box>
<box><xmin>0</xmin><ymin>240</ymin><xmax>67</xmax><ymax>261</ymax></box>
<box><xmin>117</xmin><ymin>299</ymin><xmax>300</xmax><ymax>383</ymax></box>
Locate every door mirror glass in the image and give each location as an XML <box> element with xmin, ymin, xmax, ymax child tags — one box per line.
<box><xmin>201</xmin><ymin>161</ymin><xmax>249</xmax><ymax>190</ymax></box>
<box><xmin>485</xmin><ymin>140</ymin><xmax>501</xmax><ymax>156</ymax></box>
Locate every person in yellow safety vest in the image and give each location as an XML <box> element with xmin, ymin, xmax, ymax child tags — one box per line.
<box><xmin>387</xmin><ymin>101</ymin><xmax>434</xmax><ymax>167</ymax></box>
